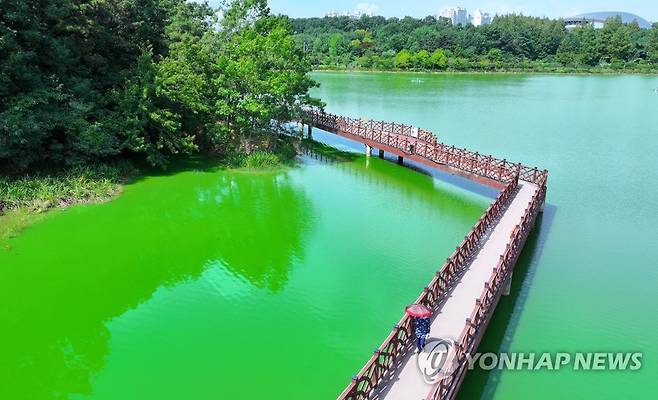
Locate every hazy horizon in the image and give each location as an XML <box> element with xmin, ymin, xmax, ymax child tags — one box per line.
<box><xmin>203</xmin><ymin>1</ymin><xmax>657</xmax><ymax>23</ymax></box>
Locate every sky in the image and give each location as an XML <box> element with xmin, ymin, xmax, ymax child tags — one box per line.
<box><xmin>244</xmin><ymin>1</ymin><xmax>657</xmax><ymax>22</ymax></box>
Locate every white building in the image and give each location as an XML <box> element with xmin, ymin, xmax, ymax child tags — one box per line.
<box><xmin>440</xmin><ymin>7</ymin><xmax>470</xmax><ymax>26</ymax></box>
<box><xmin>324</xmin><ymin>9</ymin><xmax>374</xmax><ymax>18</ymax></box>
<box><xmin>472</xmin><ymin>9</ymin><xmax>491</xmax><ymax>27</ymax></box>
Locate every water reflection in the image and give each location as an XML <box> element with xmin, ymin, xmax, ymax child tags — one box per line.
<box><xmin>302</xmin><ymin>142</ymin><xmax>487</xmax><ymax>214</ymax></box>
<box><xmin>202</xmin><ymin>173</ymin><xmax>312</xmax><ymax>292</ymax></box>
<box><xmin>0</xmin><ymin>168</ymin><xmax>313</xmax><ymax>399</ymax></box>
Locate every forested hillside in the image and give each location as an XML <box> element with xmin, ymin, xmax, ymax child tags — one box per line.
<box><xmin>0</xmin><ymin>0</ymin><xmax>318</xmax><ymax>173</ymax></box>
<box><xmin>290</xmin><ymin>14</ymin><xmax>658</xmax><ymax>72</ymax></box>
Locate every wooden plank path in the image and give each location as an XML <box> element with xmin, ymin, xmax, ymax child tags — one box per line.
<box><xmin>301</xmin><ymin>110</ymin><xmax>548</xmax><ymax>400</ymax></box>
<box><xmin>375</xmin><ymin>181</ymin><xmax>538</xmax><ymax>400</ymax></box>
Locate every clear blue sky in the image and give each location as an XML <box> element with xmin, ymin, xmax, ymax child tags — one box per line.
<box><xmin>231</xmin><ymin>1</ymin><xmax>657</xmax><ymax>22</ymax></box>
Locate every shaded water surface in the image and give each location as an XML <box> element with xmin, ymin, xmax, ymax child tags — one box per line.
<box><xmin>0</xmin><ymin>154</ymin><xmax>487</xmax><ymax>399</ymax></box>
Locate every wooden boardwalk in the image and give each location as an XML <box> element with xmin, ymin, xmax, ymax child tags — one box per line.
<box><xmin>302</xmin><ymin>110</ymin><xmax>548</xmax><ymax>400</ymax></box>
<box><xmin>375</xmin><ymin>181</ymin><xmax>538</xmax><ymax>400</ymax></box>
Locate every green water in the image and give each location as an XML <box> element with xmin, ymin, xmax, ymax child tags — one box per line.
<box><xmin>0</xmin><ymin>154</ymin><xmax>488</xmax><ymax>399</ymax></box>
<box><xmin>3</xmin><ymin>72</ymin><xmax>657</xmax><ymax>400</ymax></box>
<box><xmin>311</xmin><ymin>72</ymin><xmax>658</xmax><ymax>399</ymax></box>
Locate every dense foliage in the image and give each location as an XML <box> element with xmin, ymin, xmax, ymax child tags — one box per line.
<box><xmin>291</xmin><ymin>14</ymin><xmax>658</xmax><ymax>72</ymax></box>
<box><xmin>0</xmin><ymin>0</ymin><xmax>319</xmax><ymax>172</ymax></box>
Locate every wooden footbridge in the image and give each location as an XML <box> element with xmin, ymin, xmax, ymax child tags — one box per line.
<box><xmin>300</xmin><ymin>110</ymin><xmax>548</xmax><ymax>400</ymax></box>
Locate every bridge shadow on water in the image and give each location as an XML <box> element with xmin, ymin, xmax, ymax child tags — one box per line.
<box><xmin>309</xmin><ymin>129</ymin><xmax>499</xmax><ymax>201</ymax></box>
<box><xmin>456</xmin><ymin>203</ymin><xmax>557</xmax><ymax>400</ymax></box>
<box><xmin>300</xmin><ymin>138</ymin><xmax>490</xmax><ymax>216</ymax></box>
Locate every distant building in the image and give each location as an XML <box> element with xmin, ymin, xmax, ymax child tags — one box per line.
<box><xmin>323</xmin><ymin>9</ymin><xmax>374</xmax><ymax>19</ymax></box>
<box><xmin>440</xmin><ymin>7</ymin><xmax>470</xmax><ymax>26</ymax></box>
<box><xmin>564</xmin><ymin>11</ymin><xmax>652</xmax><ymax>30</ymax></box>
<box><xmin>439</xmin><ymin>7</ymin><xmax>492</xmax><ymax>27</ymax></box>
<box><xmin>472</xmin><ymin>9</ymin><xmax>491</xmax><ymax>27</ymax></box>
<box><xmin>352</xmin><ymin>10</ymin><xmax>374</xmax><ymax>18</ymax></box>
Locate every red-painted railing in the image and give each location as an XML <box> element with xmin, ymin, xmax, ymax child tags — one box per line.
<box><xmin>427</xmin><ymin>174</ymin><xmax>547</xmax><ymax>400</ymax></box>
<box><xmin>336</xmin><ymin>178</ymin><xmax>520</xmax><ymax>400</ymax></box>
<box><xmin>305</xmin><ymin>111</ymin><xmax>438</xmax><ymax>146</ymax></box>
<box><xmin>303</xmin><ymin>110</ymin><xmax>548</xmax><ymax>186</ymax></box>
<box><xmin>301</xmin><ymin>109</ymin><xmax>548</xmax><ymax>400</ymax></box>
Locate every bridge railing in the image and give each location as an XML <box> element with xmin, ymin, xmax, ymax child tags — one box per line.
<box><xmin>302</xmin><ymin>109</ymin><xmax>548</xmax><ymax>400</ymax></box>
<box><xmin>303</xmin><ymin>109</ymin><xmax>548</xmax><ymax>186</ymax></box>
<box><xmin>426</xmin><ymin>174</ymin><xmax>547</xmax><ymax>400</ymax></box>
<box><xmin>336</xmin><ymin>176</ymin><xmax>520</xmax><ymax>400</ymax></box>
<box><xmin>304</xmin><ymin>110</ymin><xmax>438</xmax><ymax>145</ymax></box>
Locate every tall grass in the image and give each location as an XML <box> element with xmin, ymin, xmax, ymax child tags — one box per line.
<box><xmin>226</xmin><ymin>151</ymin><xmax>284</xmax><ymax>169</ymax></box>
<box><xmin>0</xmin><ymin>162</ymin><xmax>134</xmax><ymax>212</ymax></box>
<box><xmin>243</xmin><ymin>151</ymin><xmax>281</xmax><ymax>168</ymax></box>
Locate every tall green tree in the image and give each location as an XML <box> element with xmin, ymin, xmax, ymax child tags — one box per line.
<box><xmin>395</xmin><ymin>49</ymin><xmax>413</xmax><ymax>68</ymax></box>
<box><xmin>213</xmin><ymin>0</ymin><xmax>320</xmax><ymax>152</ymax></box>
<box><xmin>648</xmin><ymin>24</ymin><xmax>658</xmax><ymax>64</ymax></box>
<box><xmin>1</xmin><ymin>0</ymin><xmax>319</xmax><ymax>171</ymax></box>
<box><xmin>430</xmin><ymin>49</ymin><xmax>448</xmax><ymax>69</ymax></box>
<box><xmin>600</xmin><ymin>17</ymin><xmax>633</xmax><ymax>62</ymax></box>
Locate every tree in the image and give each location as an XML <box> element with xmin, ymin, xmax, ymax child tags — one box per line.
<box><xmin>647</xmin><ymin>24</ymin><xmax>658</xmax><ymax>64</ymax></box>
<box><xmin>288</xmin><ymin>13</ymin><xmax>658</xmax><ymax>73</ymax></box>
<box><xmin>0</xmin><ymin>0</ymin><xmax>319</xmax><ymax>171</ymax></box>
<box><xmin>215</xmin><ymin>7</ymin><xmax>320</xmax><ymax>151</ymax></box>
<box><xmin>351</xmin><ymin>29</ymin><xmax>375</xmax><ymax>55</ymax></box>
<box><xmin>600</xmin><ymin>17</ymin><xmax>632</xmax><ymax>62</ymax></box>
<box><xmin>574</xmin><ymin>25</ymin><xmax>601</xmax><ymax>66</ymax></box>
<box><xmin>395</xmin><ymin>49</ymin><xmax>413</xmax><ymax>69</ymax></box>
<box><xmin>413</xmin><ymin>50</ymin><xmax>431</xmax><ymax>69</ymax></box>
<box><xmin>556</xmin><ymin>33</ymin><xmax>580</xmax><ymax>65</ymax></box>
<box><xmin>430</xmin><ymin>49</ymin><xmax>448</xmax><ymax>69</ymax></box>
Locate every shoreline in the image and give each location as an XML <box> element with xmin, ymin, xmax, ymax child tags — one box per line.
<box><xmin>0</xmin><ymin>176</ymin><xmax>128</xmax><ymax>242</ymax></box>
<box><xmin>312</xmin><ymin>67</ymin><xmax>658</xmax><ymax>76</ymax></box>
<box><xmin>0</xmin><ymin>195</ymin><xmax>124</xmax><ymax>243</ymax></box>
<box><xmin>0</xmin><ymin>144</ymin><xmax>310</xmax><ymax>242</ymax></box>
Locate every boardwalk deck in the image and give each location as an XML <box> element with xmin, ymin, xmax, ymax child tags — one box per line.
<box><xmin>374</xmin><ymin>181</ymin><xmax>539</xmax><ymax>400</ymax></box>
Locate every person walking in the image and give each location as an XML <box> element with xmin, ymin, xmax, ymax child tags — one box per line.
<box><xmin>405</xmin><ymin>303</ymin><xmax>433</xmax><ymax>352</ymax></box>
<box><xmin>414</xmin><ymin>316</ymin><xmax>431</xmax><ymax>351</ymax></box>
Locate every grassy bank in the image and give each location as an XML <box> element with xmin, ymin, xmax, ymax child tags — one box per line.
<box><xmin>0</xmin><ymin>137</ymin><xmax>303</xmax><ymax>241</ymax></box>
<box><xmin>0</xmin><ymin>162</ymin><xmax>136</xmax><ymax>241</ymax></box>
<box><xmin>0</xmin><ymin>162</ymin><xmax>135</xmax><ymax>212</ymax></box>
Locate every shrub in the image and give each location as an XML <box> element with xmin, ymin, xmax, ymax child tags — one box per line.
<box><xmin>242</xmin><ymin>152</ymin><xmax>281</xmax><ymax>168</ymax></box>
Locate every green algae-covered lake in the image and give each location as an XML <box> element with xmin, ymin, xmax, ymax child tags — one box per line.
<box><xmin>0</xmin><ymin>152</ymin><xmax>488</xmax><ymax>399</ymax></box>
<box><xmin>2</xmin><ymin>72</ymin><xmax>658</xmax><ymax>399</ymax></box>
<box><xmin>310</xmin><ymin>72</ymin><xmax>658</xmax><ymax>399</ymax></box>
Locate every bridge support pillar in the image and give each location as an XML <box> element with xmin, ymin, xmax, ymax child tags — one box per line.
<box><xmin>378</xmin><ymin>149</ymin><xmax>384</xmax><ymax>158</ymax></box>
<box><xmin>503</xmin><ymin>272</ymin><xmax>513</xmax><ymax>296</ymax></box>
<box><xmin>365</xmin><ymin>145</ymin><xmax>373</xmax><ymax>157</ymax></box>
<box><xmin>307</xmin><ymin>124</ymin><xmax>313</xmax><ymax>139</ymax></box>
<box><xmin>397</xmin><ymin>155</ymin><xmax>404</xmax><ymax>165</ymax></box>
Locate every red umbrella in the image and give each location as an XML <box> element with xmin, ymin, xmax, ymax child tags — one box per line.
<box><xmin>405</xmin><ymin>303</ymin><xmax>432</xmax><ymax>318</ymax></box>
